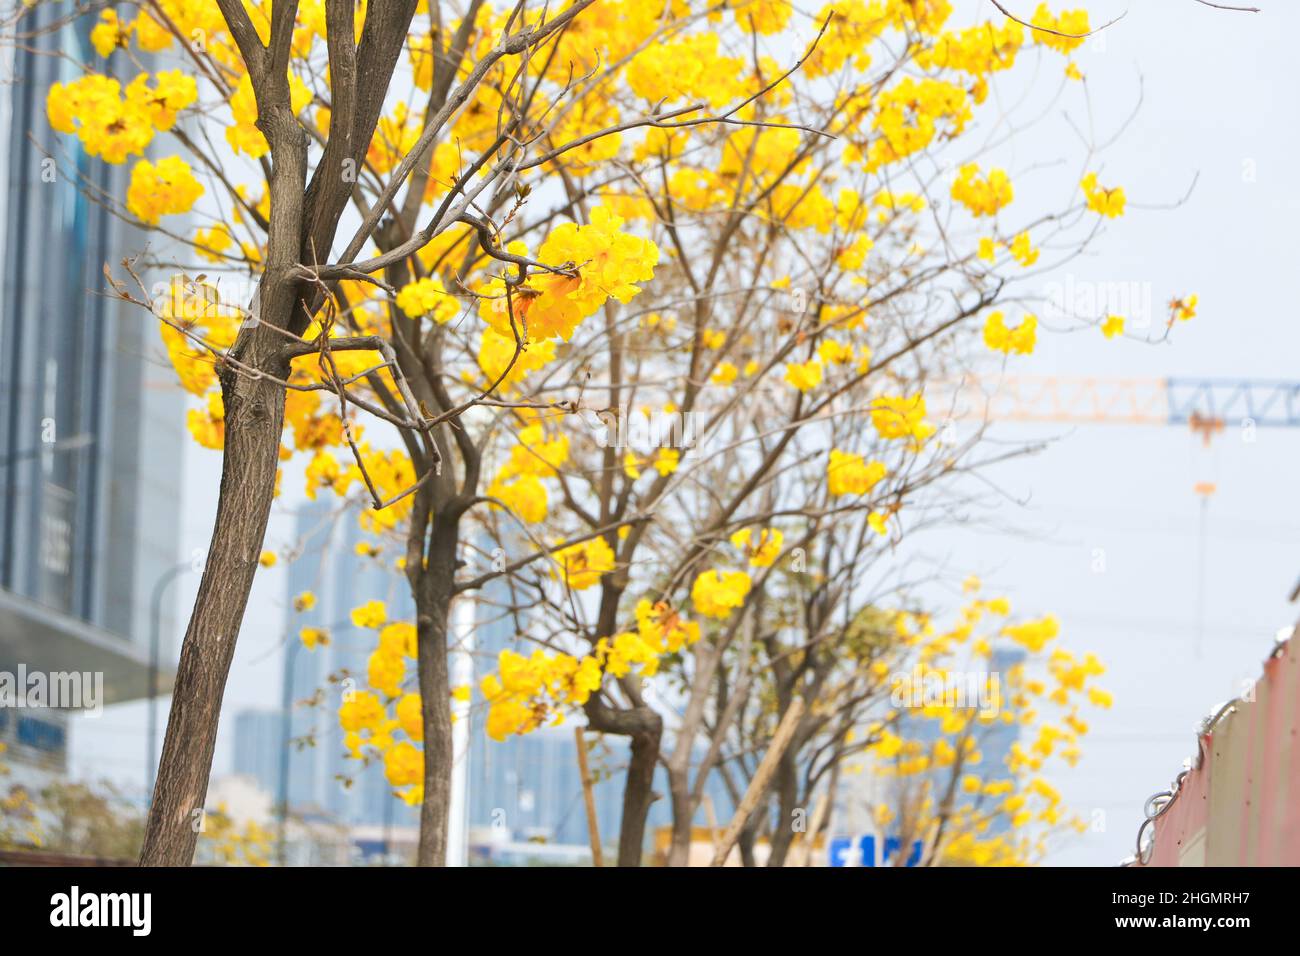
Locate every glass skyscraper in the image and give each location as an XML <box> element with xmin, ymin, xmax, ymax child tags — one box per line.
<box><xmin>0</xmin><ymin>4</ymin><xmax>184</xmax><ymax>786</ymax></box>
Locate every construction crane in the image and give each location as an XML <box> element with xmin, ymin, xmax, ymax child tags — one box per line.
<box><xmin>936</xmin><ymin>376</ymin><xmax>1300</xmax><ymax>440</ymax></box>
<box><xmin>935</xmin><ymin>376</ymin><xmax>1300</xmax><ymax>655</ymax></box>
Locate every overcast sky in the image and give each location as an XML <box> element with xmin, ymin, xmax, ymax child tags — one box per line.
<box><xmin>69</xmin><ymin>1</ymin><xmax>1298</xmax><ymax>867</ymax></box>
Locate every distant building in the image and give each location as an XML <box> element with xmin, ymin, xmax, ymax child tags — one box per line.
<box><xmin>0</xmin><ymin>7</ymin><xmax>183</xmax><ymax>793</ymax></box>
<box><xmin>231</xmin><ymin>500</ymin><xmax>418</xmax><ymax>832</ymax></box>
<box><xmin>231</xmin><ymin>710</ymin><xmax>282</xmax><ymax>806</ymax></box>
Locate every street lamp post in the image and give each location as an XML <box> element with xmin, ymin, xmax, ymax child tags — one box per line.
<box><xmin>147</xmin><ymin>560</ymin><xmax>191</xmax><ymax>804</ymax></box>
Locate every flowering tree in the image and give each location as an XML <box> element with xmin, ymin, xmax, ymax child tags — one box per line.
<box><xmin>851</xmin><ymin>590</ymin><xmax>1113</xmax><ymax>867</ymax></box>
<box><xmin>715</xmin><ymin>584</ymin><xmax>1112</xmax><ymax>866</ymax></box>
<box><xmin>17</xmin><ymin>0</ymin><xmax>1234</xmax><ymax>868</ymax></box>
<box><xmin>457</xmin><ymin>0</ymin><xmax>1143</xmax><ymax>866</ymax></box>
<box><xmin>27</xmin><ymin>0</ymin><xmax>827</xmax><ymax>865</ymax></box>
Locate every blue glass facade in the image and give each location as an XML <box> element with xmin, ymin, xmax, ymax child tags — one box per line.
<box><xmin>0</xmin><ymin>6</ymin><xmax>183</xmax><ymax>781</ymax></box>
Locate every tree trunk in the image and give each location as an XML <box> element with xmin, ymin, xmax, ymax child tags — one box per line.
<box><xmin>139</xmin><ymin>356</ymin><xmax>288</xmax><ymax>865</ymax></box>
<box><xmin>764</xmin><ymin>750</ymin><xmax>799</xmax><ymax>867</ymax></box>
<box><xmin>666</xmin><ymin>770</ymin><xmax>694</xmax><ymax>867</ymax></box>
<box><xmin>617</xmin><ymin>725</ymin><xmax>661</xmax><ymax>866</ymax></box>
<box><xmin>410</xmin><ymin>511</ymin><xmax>460</xmax><ymax>866</ymax></box>
<box><xmin>738</xmin><ymin>815</ymin><xmax>760</xmax><ymax>868</ymax></box>
<box><xmin>583</xmin><ymin>695</ymin><xmax>662</xmax><ymax>867</ymax></box>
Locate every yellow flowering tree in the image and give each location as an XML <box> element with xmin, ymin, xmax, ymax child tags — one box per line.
<box><xmin>27</xmin><ymin>0</ymin><xmax>851</xmax><ymax>866</ymax></box>
<box><xmin>654</xmin><ymin>576</ymin><xmax>1109</xmax><ymax>867</ymax></box>
<box><xmin>455</xmin><ymin>0</ymin><xmax>1161</xmax><ymax>866</ymax></box>
<box><xmin>17</xmin><ymin>0</ymin><xmax>1216</xmax><ymax>868</ymax></box>
<box><xmin>849</xmin><ymin>591</ymin><xmax>1112</xmax><ymax>867</ymax></box>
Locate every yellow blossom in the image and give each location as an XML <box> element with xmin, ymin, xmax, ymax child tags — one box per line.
<box><xmin>1080</xmin><ymin>171</ymin><xmax>1126</xmax><ymax>218</ymax></box>
<box><xmin>553</xmin><ymin>537</ymin><xmax>616</xmax><ymax>591</ymax></box>
<box><xmin>827</xmin><ymin>450</ymin><xmax>887</xmax><ymax>497</ymax></box>
<box><xmin>351</xmin><ymin>600</ymin><xmax>388</xmax><ymax>629</ymax></box>
<box><xmin>691</xmin><ymin>569</ymin><xmax>752</xmax><ymax>619</ymax></box>
<box><xmin>983</xmin><ymin>311</ymin><xmax>1037</xmax><ymax>355</ymax></box>
<box><xmin>126</xmin><ymin>156</ymin><xmax>203</xmax><ymax>225</ymax></box>
<box><xmin>300</xmin><ymin>627</ymin><xmax>329</xmax><ymax>650</ymax></box>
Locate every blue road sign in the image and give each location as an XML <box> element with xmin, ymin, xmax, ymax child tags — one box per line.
<box><xmin>829</xmin><ymin>834</ymin><xmax>923</xmax><ymax>867</ymax></box>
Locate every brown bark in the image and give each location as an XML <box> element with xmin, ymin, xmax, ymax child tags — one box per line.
<box><xmin>584</xmin><ymin>695</ymin><xmax>661</xmax><ymax>867</ymax></box>
<box><xmin>409</xmin><ymin>512</ymin><xmax>460</xmax><ymax>867</ymax></box>
<box><xmin>139</xmin><ymin>48</ymin><xmax>309</xmax><ymax>863</ymax></box>
<box><xmin>619</xmin><ymin>728</ymin><xmax>662</xmax><ymax>867</ymax></box>
<box><xmin>666</xmin><ymin>774</ymin><xmax>693</xmax><ymax>867</ymax></box>
<box><xmin>738</xmin><ymin>815</ymin><xmax>760</xmax><ymax>868</ymax></box>
<box><xmin>139</xmin><ymin>340</ymin><xmax>290</xmax><ymax>865</ymax></box>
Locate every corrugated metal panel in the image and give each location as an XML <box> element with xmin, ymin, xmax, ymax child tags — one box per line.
<box><xmin>1136</xmin><ymin>630</ymin><xmax>1300</xmax><ymax>866</ymax></box>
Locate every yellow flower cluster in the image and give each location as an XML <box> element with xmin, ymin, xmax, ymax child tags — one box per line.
<box><xmin>395</xmin><ymin>277</ymin><xmax>458</xmax><ymax>324</ymax></box>
<box><xmin>626</xmin><ymin>33</ymin><xmax>744</xmax><ymax>107</ymax></box>
<box><xmin>691</xmin><ymin>569</ymin><xmax>753</xmax><ymax>619</ymax></box>
<box><xmin>1002</xmin><ymin>614</ymin><xmax>1060</xmax><ymax>652</ymax></box>
<box><xmin>919</xmin><ymin>21</ymin><xmax>1025</xmax><ymax>82</ymax></box>
<box><xmin>480</xmin><ymin>207</ymin><xmax>658</xmax><ymax>343</ymax></box>
<box><xmin>502</xmin><ymin>423</ymin><xmax>570</xmax><ymax>479</ymax></box>
<box><xmin>827</xmin><ymin>450</ymin><xmax>887</xmax><ymax>497</ymax></box>
<box><xmin>871</xmin><ymin>394</ymin><xmax>936</xmax><ymax>447</ymax></box>
<box><xmin>1030</xmin><ymin>4</ymin><xmax>1091</xmax><ymax>55</ymax></box>
<box><xmin>1007</xmin><ymin>231</ymin><xmax>1040</xmax><ymax>267</ymax></box>
<box><xmin>332</xmin><ymin>603</ymin><xmax>473</xmax><ymax>806</ymax></box>
<box><xmin>89</xmin><ymin>2</ymin><xmax>231</xmax><ymax>60</ymax></box>
<box><xmin>47</xmin><ymin>71</ymin><xmax>197</xmax><ymax>164</ymax></box>
<box><xmin>126</xmin><ymin>156</ymin><xmax>204</xmax><ymax>226</ymax></box>
<box><xmin>338</xmin><ymin>688</ymin><xmax>420</xmax><ymax>803</ymax></box>
<box><xmin>784</xmin><ymin>359</ymin><xmax>823</xmax><ymax>393</ymax></box>
<box><xmin>487</xmin><ymin>422</ymin><xmax>569</xmax><ymax>524</ymax></box>
<box><xmin>1081</xmin><ymin>172</ymin><xmax>1126</xmax><ymax>218</ymax></box>
<box><xmin>730</xmin><ymin>528</ymin><xmax>784</xmax><ymax>568</ymax></box>
<box><xmin>951</xmin><ymin>164</ymin><xmax>1013</xmax><ymax>217</ymax></box>
<box><xmin>481</xmin><ymin>648</ymin><xmax>604</xmax><ymax>740</ymax></box>
<box><xmin>156</xmin><ymin>278</ymin><xmax>241</xmax><ymax>397</ymax></box>
<box><xmin>733</xmin><ymin>0</ymin><xmax>794</xmax><ymax>35</ymax></box>
<box><xmin>983</xmin><ymin>311</ymin><xmax>1037</xmax><ymax>355</ymax></box>
<box><xmin>1168</xmin><ymin>294</ymin><xmax>1198</xmax><ymax>323</ymax></box>
<box><xmin>553</xmin><ymin>536</ymin><xmax>617</xmax><ymax>591</ymax></box>
<box><xmin>480</xmin><ymin>598</ymin><xmax>699</xmax><ymax>741</ymax></box>
<box><xmin>299</xmin><ymin>627</ymin><xmax>329</xmax><ymax>650</ymax></box>
<box><xmin>186</xmin><ymin>392</ymin><xmax>225</xmax><ymax>450</ymax></box>
<box><xmin>488</xmin><ymin>472</ymin><xmax>548</xmax><ymax>524</ymax></box>
<box><xmin>474</xmin><ymin>328</ymin><xmax>556</xmax><ymax>390</ymax></box>
<box><xmin>859</xmin><ymin>588</ymin><xmax>1111</xmax><ymax>861</ymax></box>
<box><xmin>864</xmin><ymin>77</ymin><xmax>971</xmax><ymax>171</ymax></box>
<box><xmin>198</xmin><ymin>805</ymin><xmax>273</xmax><ymax>867</ymax></box>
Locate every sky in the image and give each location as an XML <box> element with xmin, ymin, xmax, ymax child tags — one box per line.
<box><xmin>67</xmin><ymin>0</ymin><xmax>1299</xmax><ymax>866</ymax></box>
